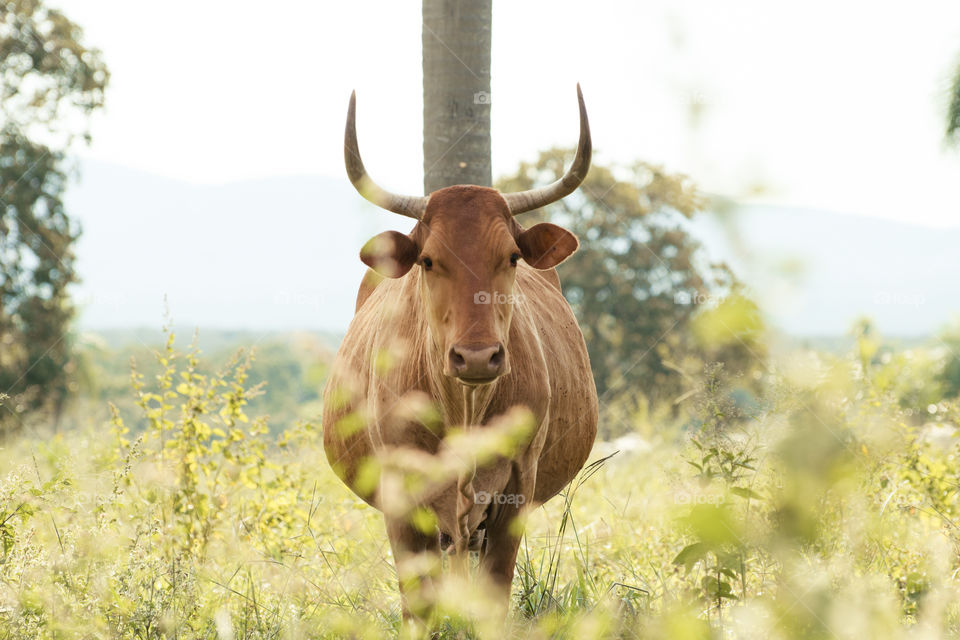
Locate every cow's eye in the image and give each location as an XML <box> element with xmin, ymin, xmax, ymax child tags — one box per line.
<box><xmin>421</xmin><ymin>256</ymin><xmax>433</xmax><ymax>271</ymax></box>
<box><xmin>509</xmin><ymin>253</ymin><xmax>520</xmax><ymax>267</ymax></box>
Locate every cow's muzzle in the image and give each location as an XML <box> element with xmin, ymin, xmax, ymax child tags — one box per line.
<box><xmin>447</xmin><ymin>343</ymin><xmax>507</xmax><ymax>384</ymax></box>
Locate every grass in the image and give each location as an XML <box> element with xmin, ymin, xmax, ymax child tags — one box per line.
<box><xmin>1</xmin><ymin>328</ymin><xmax>960</xmax><ymax>639</ymax></box>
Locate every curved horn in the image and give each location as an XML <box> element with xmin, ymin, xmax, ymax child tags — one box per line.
<box><xmin>502</xmin><ymin>84</ymin><xmax>592</xmax><ymax>215</ymax></box>
<box><xmin>345</xmin><ymin>91</ymin><xmax>428</xmax><ymax>219</ymax></box>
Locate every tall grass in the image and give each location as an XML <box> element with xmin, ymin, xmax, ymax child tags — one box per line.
<box><xmin>1</xmin><ymin>326</ymin><xmax>959</xmax><ymax>638</ymax></box>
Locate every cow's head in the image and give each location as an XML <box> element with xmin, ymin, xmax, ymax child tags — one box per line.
<box><xmin>345</xmin><ymin>86</ymin><xmax>591</xmax><ymax>385</ymax></box>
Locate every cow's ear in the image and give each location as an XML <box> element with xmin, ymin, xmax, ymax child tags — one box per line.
<box><xmin>360</xmin><ymin>230</ymin><xmax>418</xmax><ymax>278</ymax></box>
<box><xmin>517</xmin><ymin>223</ymin><xmax>579</xmax><ymax>269</ymax></box>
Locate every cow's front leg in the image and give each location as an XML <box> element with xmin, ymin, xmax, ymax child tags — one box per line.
<box><xmin>385</xmin><ymin>515</ymin><xmax>441</xmax><ymax>623</ymax></box>
<box><xmin>478</xmin><ymin>462</ymin><xmax>535</xmax><ymax>610</ymax></box>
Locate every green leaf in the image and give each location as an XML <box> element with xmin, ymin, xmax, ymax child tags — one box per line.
<box><xmin>673</xmin><ymin>542</ymin><xmax>709</xmax><ymax>570</ymax></box>
<box><xmin>681</xmin><ymin>504</ymin><xmax>743</xmax><ymax>547</ymax></box>
<box><xmin>731</xmin><ymin>487</ymin><xmax>763</xmax><ymax>501</ymax></box>
<box><xmin>719</xmin><ymin>567</ymin><xmax>739</xmax><ymax>581</ymax></box>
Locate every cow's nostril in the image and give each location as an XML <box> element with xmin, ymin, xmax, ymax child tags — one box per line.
<box><xmin>449</xmin><ymin>348</ymin><xmax>467</xmax><ymax>372</ymax></box>
<box><xmin>489</xmin><ymin>345</ymin><xmax>505</xmax><ymax>369</ymax></box>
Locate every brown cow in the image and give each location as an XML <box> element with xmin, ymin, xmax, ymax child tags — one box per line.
<box><xmin>322</xmin><ymin>86</ymin><xmax>598</xmax><ymax>620</ymax></box>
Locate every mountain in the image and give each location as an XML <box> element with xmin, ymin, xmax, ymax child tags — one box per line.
<box><xmin>66</xmin><ymin>159</ymin><xmax>407</xmax><ymax>332</ymax></box>
<box><xmin>684</xmin><ymin>205</ymin><xmax>960</xmax><ymax>336</ymax></box>
<box><xmin>65</xmin><ymin>159</ymin><xmax>960</xmax><ymax>337</ymax></box>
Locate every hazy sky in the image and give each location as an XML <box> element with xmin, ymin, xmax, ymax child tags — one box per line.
<box><xmin>60</xmin><ymin>0</ymin><xmax>960</xmax><ymax>226</ymax></box>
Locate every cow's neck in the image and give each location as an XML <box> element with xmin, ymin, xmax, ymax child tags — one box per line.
<box><xmin>423</xmin><ymin>328</ymin><xmax>498</xmax><ymax>429</ymax></box>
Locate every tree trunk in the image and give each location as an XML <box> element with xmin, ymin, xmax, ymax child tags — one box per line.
<box><xmin>422</xmin><ymin>0</ymin><xmax>492</xmax><ymax>193</ymax></box>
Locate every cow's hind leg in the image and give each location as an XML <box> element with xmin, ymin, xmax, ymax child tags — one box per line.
<box><xmin>385</xmin><ymin>515</ymin><xmax>441</xmax><ymax>623</ymax></box>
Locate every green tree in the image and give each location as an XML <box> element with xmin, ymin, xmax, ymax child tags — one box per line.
<box><xmin>947</xmin><ymin>59</ymin><xmax>960</xmax><ymax>146</ymax></box>
<box><xmin>0</xmin><ymin>1</ymin><xmax>108</xmax><ymax>434</ymax></box>
<box><xmin>422</xmin><ymin>0</ymin><xmax>491</xmax><ymax>191</ymax></box>
<box><xmin>498</xmin><ymin>148</ymin><xmax>762</xmax><ymax>405</ymax></box>
<box><xmin>935</xmin><ymin>320</ymin><xmax>960</xmax><ymax>400</ymax></box>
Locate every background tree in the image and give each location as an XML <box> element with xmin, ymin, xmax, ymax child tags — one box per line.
<box><xmin>422</xmin><ymin>0</ymin><xmax>491</xmax><ymax>192</ymax></box>
<box><xmin>947</xmin><ymin>59</ymin><xmax>960</xmax><ymax>146</ymax></box>
<box><xmin>0</xmin><ymin>1</ymin><xmax>108</xmax><ymax>434</ymax></box>
<box><xmin>936</xmin><ymin>320</ymin><xmax>960</xmax><ymax>400</ymax></box>
<box><xmin>497</xmin><ymin>148</ymin><xmax>765</xmax><ymax>410</ymax></box>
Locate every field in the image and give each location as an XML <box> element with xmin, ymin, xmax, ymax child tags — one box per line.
<box><xmin>4</xmin><ymin>1</ymin><xmax>960</xmax><ymax>638</ymax></box>
<box><xmin>2</xmin><ymin>325</ymin><xmax>960</xmax><ymax>639</ymax></box>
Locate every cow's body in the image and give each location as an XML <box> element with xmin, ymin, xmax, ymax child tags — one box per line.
<box><xmin>323</xmin><ymin>258</ymin><xmax>597</xmax><ymax>535</ymax></box>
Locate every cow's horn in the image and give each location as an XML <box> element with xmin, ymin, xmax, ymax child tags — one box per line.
<box><xmin>345</xmin><ymin>91</ymin><xmax>428</xmax><ymax>220</ymax></box>
<box><xmin>502</xmin><ymin>84</ymin><xmax>592</xmax><ymax>215</ymax></box>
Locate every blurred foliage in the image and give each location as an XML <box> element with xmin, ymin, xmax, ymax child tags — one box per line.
<box><xmin>0</xmin><ymin>328</ymin><xmax>331</xmax><ymax>637</ymax></box>
<box><xmin>851</xmin><ymin>317</ymin><xmax>960</xmax><ymax>416</ymax></box>
<box><xmin>935</xmin><ymin>319</ymin><xmax>960</xmax><ymax>399</ymax></box>
<box><xmin>0</xmin><ymin>0</ymin><xmax>108</xmax><ymax>136</ymax></box>
<box><xmin>497</xmin><ymin>149</ymin><xmax>766</xmax><ymax>418</ymax></box>
<box><xmin>0</xmin><ymin>0</ymin><xmax>108</xmax><ymax>435</ymax></box>
<box><xmin>3</xmin><ymin>323</ymin><xmax>960</xmax><ymax>637</ymax></box>
<box><xmin>68</xmin><ymin>329</ymin><xmax>334</xmax><ymax>433</ymax></box>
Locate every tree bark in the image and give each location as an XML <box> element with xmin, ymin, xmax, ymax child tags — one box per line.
<box><xmin>422</xmin><ymin>0</ymin><xmax>492</xmax><ymax>193</ymax></box>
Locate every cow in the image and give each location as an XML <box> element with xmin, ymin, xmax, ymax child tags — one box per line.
<box><xmin>322</xmin><ymin>85</ymin><xmax>598</xmax><ymax>621</ymax></box>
